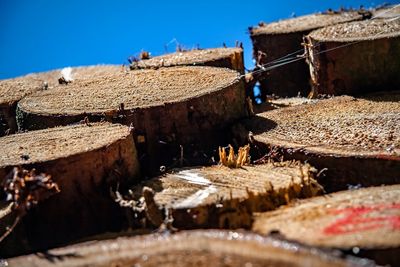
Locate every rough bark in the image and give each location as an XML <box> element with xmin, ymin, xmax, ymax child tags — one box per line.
<box><xmin>0</xmin><ymin>123</ymin><xmax>140</xmax><ymax>257</ymax></box>
<box><xmin>306</xmin><ymin>19</ymin><xmax>400</xmax><ymax>97</ymax></box>
<box><xmin>6</xmin><ymin>230</ymin><xmax>378</xmax><ymax>267</ymax></box>
<box><xmin>16</xmin><ymin>67</ymin><xmax>248</xmax><ymax>174</ymax></box>
<box><xmin>253</xmin><ymin>184</ymin><xmax>400</xmax><ymax>266</ymax></box>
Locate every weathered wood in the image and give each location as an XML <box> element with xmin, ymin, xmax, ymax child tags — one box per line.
<box><xmin>0</xmin><ymin>123</ymin><xmax>140</xmax><ymax>257</ymax></box>
<box><xmin>17</xmin><ymin>66</ymin><xmax>248</xmax><ymax>173</ymax></box>
<box><xmin>125</xmin><ymin>162</ymin><xmax>322</xmax><ymax>229</ymax></box>
<box><xmin>253</xmin><ymin>184</ymin><xmax>400</xmax><ymax>266</ymax></box>
<box><xmin>0</xmin><ymin>65</ymin><xmax>122</xmax><ymax>137</ymax></box>
<box><xmin>133</xmin><ymin>47</ymin><xmax>245</xmax><ymax>74</ymax></box>
<box><xmin>305</xmin><ymin>18</ymin><xmax>400</xmax><ymax>97</ymax></box>
<box><xmin>232</xmin><ymin>92</ymin><xmax>400</xmax><ymax>192</ymax></box>
<box><xmin>6</xmin><ymin>230</ymin><xmax>378</xmax><ymax>267</ymax></box>
<box><xmin>250</xmin><ymin>11</ymin><xmax>363</xmax><ymax>99</ymax></box>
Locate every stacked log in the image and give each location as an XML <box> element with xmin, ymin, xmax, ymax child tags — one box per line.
<box><xmin>253</xmin><ymin>184</ymin><xmax>400</xmax><ymax>266</ymax></box>
<box><xmin>17</xmin><ymin>66</ymin><xmax>248</xmax><ymax>173</ymax></box>
<box><xmin>132</xmin><ymin>47</ymin><xmax>244</xmax><ymax>74</ymax></box>
<box><xmin>305</xmin><ymin>18</ymin><xmax>400</xmax><ymax>97</ymax></box>
<box><xmin>125</xmin><ymin>162</ymin><xmax>322</xmax><ymax>229</ymax></box>
<box><xmin>7</xmin><ymin>230</ymin><xmax>378</xmax><ymax>267</ymax></box>
<box><xmin>232</xmin><ymin>92</ymin><xmax>400</xmax><ymax>191</ymax></box>
<box><xmin>0</xmin><ymin>122</ymin><xmax>140</xmax><ymax>256</ymax></box>
<box><xmin>250</xmin><ymin>11</ymin><xmax>364</xmax><ymax>99</ymax></box>
<box><xmin>0</xmin><ymin>65</ymin><xmax>121</xmax><ymax>136</ymax></box>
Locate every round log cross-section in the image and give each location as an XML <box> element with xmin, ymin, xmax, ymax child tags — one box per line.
<box><xmin>7</xmin><ymin>230</ymin><xmax>378</xmax><ymax>267</ymax></box>
<box><xmin>233</xmin><ymin>92</ymin><xmax>400</xmax><ymax>192</ymax></box>
<box><xmin>17</xmin><ymin>66</ymin><xmax>247</xmax><ymax>173</ymax></box>
<box><xmin>250</xmin><ymin>11</ymin><xmax>363</xmax><ymax>99</ymax></box>
<box><xmin>0</xmin><ymin>65</ymin><xmax>122</xmax><ymax>136</ymax></box>
<box><xmin>126</xmin><ymin>162</ymin><xmax>322</xmax><ymax>230</ymax></box>
<box><xmin>305</xmin><ymin>18</ymin><xmax>400</xmax><ymax>96</ymax></box>
<box><xmin>253</xmin><ymin>184</ymin><xmax>400</xmax><ymax>266</ymax></box>
<box><xmin>0</xmin><ymin>122</ymin><xmax>140</xmax><ymax>257</ymax></box>
<box><xmin>133</xmin><ymin>47</ymin><xmax>244</xmax><ymax>74</ymax></box>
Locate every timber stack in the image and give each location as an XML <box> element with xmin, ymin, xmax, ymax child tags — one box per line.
<box><xmin>0</xmin><ymin>4</ymin><xmax>399</xmax><ymax>267</ymax></box>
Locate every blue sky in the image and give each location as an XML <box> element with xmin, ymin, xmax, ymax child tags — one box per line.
<box><xmin>0</xmin><ymin>0</ymin><xmax>398</xmax><ymax>79</ymax></box>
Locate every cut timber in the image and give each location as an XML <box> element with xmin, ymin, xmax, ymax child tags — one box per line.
<box><xmin>0</xmin><ymin>122</ymin><xmax>140</xmax><ymax>257</ymax></box>
<box><xmin>253</xmin><ymin>184</ymin><xmax>400</xmax><ymax>266</ymax></box>
<box><xmin>6</xmin><ymin>230</ymin><xmax>378</xmax><ymax>267</ymax></box>
<box><xmin>234</xmin><ymin>92</ymin><xmax>400</xmax><ymax>191</ymax></box>
<box><xmin>127</xmin><ymin>163</ymin><xmax>322</xmax><ymax>229</ymax></box>
<box><xmin>133</xmin><ymin>47</ymin><xmax>244</xmax><ymax>74</ymax></box>
<box><xmin>0</xmin><ymin>65</ymin><xmax>121</xmax><ymax>136</ymax></box>
<box><xmin>17</xmin><ymin>66</ymin><xmax>247</xmax><ymax>173</ymax></box>
<box><xmin>250</xmin><ymin>11</ymin><xmax>363</xmax><ymax>99</ymax></box>
<box><xmin>306</xmin><ymin>18</ymin><xmax>400</xmax><ymax>96</ymax></box>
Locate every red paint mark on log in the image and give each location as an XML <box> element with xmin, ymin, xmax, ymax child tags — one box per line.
<box><xmin>323</xmin><ymin>203</ymin><xmax>400</xmax><ymax>235</ymax></box>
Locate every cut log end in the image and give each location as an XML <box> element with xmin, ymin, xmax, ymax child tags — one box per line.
<box><xmin>0</xmin><ymin>122</ymin><xmax>140</xmax><ymax>257</ymax></box>
<box><xmin>127</xmin><ymin>162</ymin><xmax>323</xmax><ymax>229</ymax></box>
<box><xmin>308</xmin><ymin>18</ymin><xmax>400</xmax><ymax>42</ymax></box>
<box><xmin>0</xmin><ymin>65</ymin><xmax>122</xmax><ymax>136</ymax></box>
<box><xmin>250</xmin><ymin>11</ymin><xmax>363</xmax><ymax>98</ymax></box>
<box><xmin>7</xmin><ymin>230</ymin><xmax>378</xmax><ymax>267</ymax></box>
<box><xmin>134</xmin><ymin>47</ymin><xmax>244</xmax><ymax>74</ymax></box>
<box><xmin>18</xmin><ymin>66</ymin><xmax>240</xmax><ymax>116</ymax></box>
<box><xmin>252</xmin><ymin>184</ymin><xmax>400</xmax><ymax>266</ymax></box>
<box><xmin>234</xmin><ymin>92</ymin><xmax>400</xmax><ymax>191</ymax></box>
<box><xmin>251</xmin><ymin>12</ymin><xmax>363</xmax><ymax>36</ymax></box>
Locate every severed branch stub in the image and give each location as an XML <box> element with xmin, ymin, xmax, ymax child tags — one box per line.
<box><xmin>1</xmin><ymin>167</ymin><xmax>60</xmax><ymax>243</ymax></box>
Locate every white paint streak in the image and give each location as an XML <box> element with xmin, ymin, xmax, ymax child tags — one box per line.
<box><xmin>174</xmin><ymin>185</ymin><xmax>218</xmax><ymax>209</ymax></box>
<box><xmin>174</xmin><ymin>170</ymin><xmax>212</xmax><ymax>186</ymax></box>
<box><xmin>173</xmin><ymin>170</ymin><xmax>218</xmax><ymax>208</ymax></box>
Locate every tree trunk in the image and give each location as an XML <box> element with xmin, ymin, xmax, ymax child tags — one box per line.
<box><xmin>0</xmin><ymin>123</ymin><xmax>140</xmax><ymax>257</ymax></box>
<box><xmin>126</xmin><ymin>163</ymin><xmax>322</xmax><ymax>230</ymax></box>
<box><xmin>305</xmin><ymin>19</ymin><xmax>400</xmax><ymax>97</ymax></box>
<box><xmin>232</xmin><ymin>92</ymin><xmax>400</xmax><ymax>192</ymax></box>
<box><xmin>0</xmin><ymin>65</ymin><xmax>122</xmax><ymax>136</ymax></box>
<box><xmin>250</xmin><ymin>12</ymin><xmax>364</xmax><ymax>99</ymax></box>
<box><xmin>135</xmin><ymin>47</ymin><xmax>245</xmax><ymax>74</ymax></box>
<box><xmin>16</xmin><ymin>66</ymin><xmax>248</xmax><ymax>174</ymax></box>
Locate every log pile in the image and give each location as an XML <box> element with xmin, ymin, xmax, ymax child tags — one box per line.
<box><xmin>16</xmin><ymin>66</ymin><xmax>247</xmax><ymax>173</ymax></box>
<box><xmin>1</xmin><ymin>4</ymin><xmax>400</xmax><ymax>266</ymax></box>
<box><xmin>249</xmin><ymin>11</ymin><xmax>364</xmax><ymax>99</ymax></box>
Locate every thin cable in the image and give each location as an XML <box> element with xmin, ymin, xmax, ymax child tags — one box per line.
<box><xmin>241</xmin><ymin>7</ymin><xmax>400</xmax><ymax>80</ymax></box>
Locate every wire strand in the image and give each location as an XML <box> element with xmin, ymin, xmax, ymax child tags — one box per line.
<box><xmin>241</xmin><ymin>4</ymin><xmax>400</xmax><ymax>80</ymax></box>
